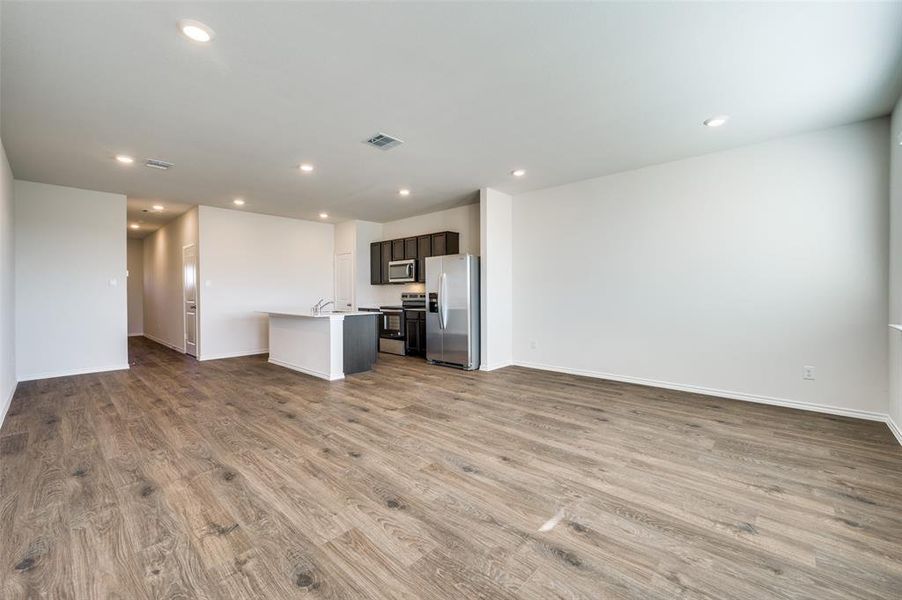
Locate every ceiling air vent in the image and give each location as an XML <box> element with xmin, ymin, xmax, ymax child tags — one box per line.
<box><xmin>364</xmin><ymin>132</ymin><xmax>404</xmax><ymax>151</ymax></box>
<box><xmin>145</xmin><ymin>159</ymin><xmax>174</xmax><ymax>170</ymax></box>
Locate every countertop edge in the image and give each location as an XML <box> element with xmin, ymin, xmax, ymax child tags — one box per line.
<box><xmin>259</xmin><ymin>310</ymin><xmax>380</xmax><ymax>319</ymax></box>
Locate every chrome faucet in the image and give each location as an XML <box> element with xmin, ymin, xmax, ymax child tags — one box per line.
<box><xmin>312</xmin><ymin>299</ymin><xmax>334</xmax><ymax>314</ymax></box>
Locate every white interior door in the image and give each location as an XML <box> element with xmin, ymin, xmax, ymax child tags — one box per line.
<box><xmin>335</xmin><ymin>252</ymin><xmax>354</xmax><ymax>311</ymax></box>
<box><xmin>183</xmin><ymin>244</ymin><xmax>198</xmax><ymax>357</ymax></box>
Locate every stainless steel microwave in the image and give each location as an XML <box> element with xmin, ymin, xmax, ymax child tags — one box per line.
<box><xmin>387</xmin><ymin>259</ymin><xmax>416</xmax><ymax>283</ymax></box>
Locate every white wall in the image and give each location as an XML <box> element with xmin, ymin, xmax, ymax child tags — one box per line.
<box><xmin>512</xmin><ymin>120</ymin><xmax>890</xmax><ymax>418</ymax></box>
<box><xmin>127</xmin><ymin>238</ymin><xmax>144</xmax><ymax>336</ymax></box>
<box><xmin>0</xmin><ymin>142</ymin><xmax>15</xmax><ymax>420</ymax></box>
<box><xmin>143</xmin><ymin>207</ymin><xmax>198</xmax><ymax>351</ymax></box>
<box><xmin>888</xmin><ymin>96</ymin><xmax>902</xmax><ymax>443</ymax></box>
<box><xmin>480</xmin><ymin>188</ymin><xmax>513</xmax><ymax>370</ymax></box>
<box><xmin>198</xmin><ymin>206</ymin><xmax>333</xmax><ymax>360</ymax></box>
<box><xmin>14</xmin><ymin>181</ymin><xmax>128</xmax><ymax>380</ymax></box>
<box><xmin>354</xmin><ymin>220</ymin><xmax>384</xmax><ymax>309</ymax></box>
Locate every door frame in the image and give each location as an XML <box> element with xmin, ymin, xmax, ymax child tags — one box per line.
<box><xmin>182</xmin><ymin>243</ymin><xmax>199</xmax><ymax>357</ymax></box>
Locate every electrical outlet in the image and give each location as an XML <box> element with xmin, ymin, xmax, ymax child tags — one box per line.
<box><xmin>529</xmin><ymin>340</ymin><xmax>537</xmax><ymax>350</ymax></box>
<box><xmin>803</xmin><ymin>365</ymin><xmax>816</xmax><ymax>380</ymax></box>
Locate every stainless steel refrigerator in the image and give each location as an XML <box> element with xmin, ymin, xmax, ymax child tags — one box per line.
<box><xmin>425</xmin><ymin>254</ymin><xmax>480</xmax><ymax>370</ymax></box>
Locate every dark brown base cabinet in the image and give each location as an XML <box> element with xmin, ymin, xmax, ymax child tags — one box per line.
<box><xmin>404</xmin><ymin>310</ymin><xmax>427</xmax><ymax>356</ymax></box>
<box><xmin>370</xmin><ymin>231</ymin><xmax>460</xmax><ymax>284</ymax></box>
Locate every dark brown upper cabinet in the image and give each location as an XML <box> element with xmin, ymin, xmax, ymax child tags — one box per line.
<box><xmin>432</xmin><ymin>232</ymin><xmax>446</xmax><ymax>256</ymax></box>
<box><xmin>370</xmin><ymin>242</ymin><xmax>382</xmax><ymax>285</ymax></box>
<box><xmin>431</xmin><ymin>232</ymin><xmax>459</xmax><ymax>257</ymax></box>
<box><xmin>369</xmin><ymin>231</ymin><xmax>460</xmax><ymax>285</ymax></box>
<box><xmin>381</xmin><ymin>241</ymin><xmax>392</xmax><ymax>284</ymax></box>
<box><xmin>391</xmin><ymin>239</ymin><xmax>405</xmax><ymax>261</ymax></box>
<box><xmin>404</xmin><ymin>237</ymin><xmax>418</xmax><ymax>260</ymax></box>
<box><xmin>416</xmin><ymin>235</ymin><xmax>432</xmax><ymax>283</ymax></box>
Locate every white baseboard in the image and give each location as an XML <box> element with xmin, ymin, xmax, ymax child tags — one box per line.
<box><xmin>199</xmin><ymin>349</ymin><xmax>268</xmax><ymax>361</ymax></box>
<box><xmin>481</xmin><ymin>361</ymin><xmax>513</xmax><ymax>372</ymax></box>
<box><xmin>17</xmin><ymin>363</ymin><xmax>130</xmax><ymax>383</ymax></box>
<box><xmin>512</xmin><ymin>360</ymin><xmax>888</xmax><ymax>422</ymax></box>
<box><xmin>268</xmin><ymin>357</ymin><xmax>343</xmax><ymax>381</ymax></box>
<box><xmin>0</xmin><ymin>380</ymin><xmax>17</xmax><ymax>430</ymax></box>
<box><xmin>887</xmin><ymin>415</ymin><xmax>902</xmax><ymax>446</ymax></box>
<box><xmin>128</xmin><ymin>332</ymin><xmax>144</xmax><ymax>337</ymax></box>
<box><xmin>142</xmin><ymin>333</ymin><xmax>185</xmax><ymax>353</ymax></box>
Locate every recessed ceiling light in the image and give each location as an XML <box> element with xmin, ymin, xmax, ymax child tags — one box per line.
<box><xmin>115</xmin><ymin>155</ymin><xmax>134</xmax><ymax>164</ymax></box>
<box><xmin>512</xmin><ymin>169</ymin><xmax>526</xmax><ymax>177</ymax></box>
<box><xmin>319</xmin><ymin>212</ymin><xmax>329</xmax><ymax>219</ymax></box>
<box><xmin>299</xmin><ymin>164</ymin><xmax>314</xmax><ymax>173</ymax></box>
<box><xmin>129</xmin><ymin>224</ymin><xmax>140</xmax><ymax>229</ymax></box>
<box><xmin>703</xmin><ymin>115</ymin><xmax>730</xmax><ymax>128</ymax></box>
<box><xmin>179</xmin><ymin>19</ymin><xmax>214</xmax><ymax>43</ymax></box>
<box><xmin>233</xmin><ymin>198</ymin><xmax>245</xmax><ymax>206</ymax></box>
<box><xmin>152</xmin><ymin>204</ymin><xmax>164</xmax><ymax>211</ymax></box>
<box><xmin>399</xmin><ymin>188</ymin><xmax>411</xmax><ymax>197</ymax></box>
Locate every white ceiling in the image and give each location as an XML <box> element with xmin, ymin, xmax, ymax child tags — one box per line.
<box><xmin>2</xmin><ymin>2</ymin><xmax>901</xmax><ymax>225</ymax></box>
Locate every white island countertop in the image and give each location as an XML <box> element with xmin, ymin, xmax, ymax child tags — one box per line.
<box><xmin>258</xmin><ymin>309</ymin><xmax>379</xmax><ymax>319</ymax></box>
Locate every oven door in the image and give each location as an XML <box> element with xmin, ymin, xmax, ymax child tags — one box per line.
<box><xmin>387</xmin><ymin>259</ymin><xmax>416</xmax><ymax>283</ymax></box>
<box><xmin>379</xmin><ymin>309</ymin><xmax>406</xmax><ymax>355</ymax></box>
<box><xmin>380</xmin><ymin>309</ymin><xmax>405</xmax><ymax>339</ymax></box>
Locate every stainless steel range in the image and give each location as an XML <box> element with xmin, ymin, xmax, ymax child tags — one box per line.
<box><xmin>401</xmin><ymin>292</ymin><xmax>426</xmax><ymax>311</ymax></box>
<box><xmin>378</xmin><ymin>304</ymin><xmax>405</xmax><ymax>355</ymax></box>
<box><xmin>378</xmin><ymin>292</ymin><xmax>427</xmax><ymax>356</ymax></box>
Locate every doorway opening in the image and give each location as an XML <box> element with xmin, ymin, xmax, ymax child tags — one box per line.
<box><xmin>183</xmin><ymin>244</ymin><xmax>198</xmax><ymax>357</ymax></box>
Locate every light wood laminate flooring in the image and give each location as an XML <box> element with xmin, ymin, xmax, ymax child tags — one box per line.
<box><xmin>2</xmin><ymin>337</ymin><xmax>901</xmax><ymax>599</ymax></box>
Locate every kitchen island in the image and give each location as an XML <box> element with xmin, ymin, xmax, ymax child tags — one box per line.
<box><xmin>260</xmin><ymin>310</ymin><xmax>379</xmax><ymax>380</ymax></box>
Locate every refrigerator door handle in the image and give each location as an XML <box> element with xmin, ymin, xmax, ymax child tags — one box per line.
<box><xmin>440</xmin><ymin>272</ymin><xmax>448</xmax><ymax>330</ymax></box>
<box><xmin>437</xmin><ymin>272</ymin><xmax>444</xmax><ymax>329</ymax></box>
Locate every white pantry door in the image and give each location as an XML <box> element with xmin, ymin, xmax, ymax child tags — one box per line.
<box><xmin>335</xmin><ymin>253</ymin><xmax>353</xmax><ymax>311</ymax></box>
